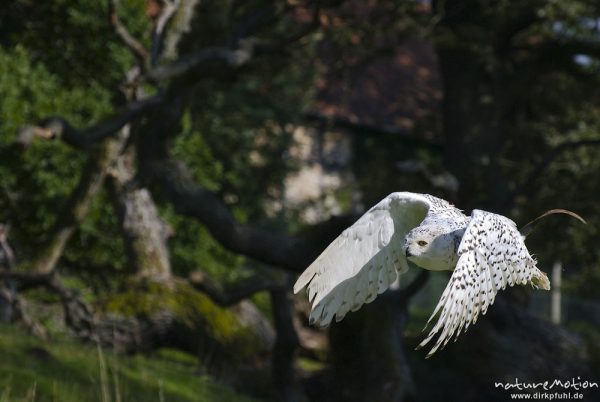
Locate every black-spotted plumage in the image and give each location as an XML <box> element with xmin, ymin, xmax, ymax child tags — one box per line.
<box><xmin>294</xmin><ymin>192</ymin><xmax>551</xmax><ymax>357</ymax></box>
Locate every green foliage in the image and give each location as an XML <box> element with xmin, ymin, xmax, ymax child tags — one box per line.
<box><xmin>0</xmin><ymin>44</ymin><xmax>128</xmax><ymax>287</ymax></box>
<box><xmin>0</xmin><ymin>324</ymin><xmax>260</xmax><ymax>402</ymax></box>
<box><xmin>161</xmin><ymin>1</ymin><xmax>320</xmax><ymax>281</ymax></box>
<box><xmin>62</xmin><ymin>189</ymin><xmax>128</xmax><ymax>289</ymax></box>
<box><xmin>0</xmin><ymin>0</ymin><xmax>149</xmax><ymax>88</ymax></box>
<box><xmin>165</xmin><ymin>205</ymin><xmax>245</xmax><ymax>282</ymax></box>
<box><xmin>297</xmin><ymin>357</ymin><xmax>326</xmax><ymax>373</ymax></box>
<box><xmin>182</xmin><ymin>55</ymin><xmax>316</xmax><ymax>221</ymax></box>
<box><xmin>0</xmin><ymin>0</ymin><xmax>320</xmax><ymax>289</ymax></box>
<box><xmin>0</xmin><ymin>45</ymin><xmax>112</xmax><ymax>256</ymax></box>
<box><xmin>0</xmin><ymin>45</ymin><xmax>112</xmax><ymax>140</ymax></box>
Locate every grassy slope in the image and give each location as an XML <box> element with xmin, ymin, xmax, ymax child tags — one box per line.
<box><xmin>0</xmin><ymin>325</ymin><xmax>260</xmax><ymax>402</ymax></box>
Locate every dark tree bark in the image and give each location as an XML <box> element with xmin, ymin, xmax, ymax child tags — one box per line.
<box><xmin>271</xmin><ymin>286</ymin><xmax>302</xmax><ymax>402</ymax></box>
<box><xmin>189</xmin><ymin>269</ymin><xmax>286</xmax><ymax>306</ymax></box>
<box><xmin>327</xmin><ymin>273</ymin><xmax>429</xmax><ymax>402</ymax></box>
<box><xmin>329</xmin><ymin>298</ymin><xmax>415</xmax><ymax>402</ymax></box>
<box><xmin>433</xmin><ymin>0</ymin><xmax>525</xmax><ymax>211</ymax></box>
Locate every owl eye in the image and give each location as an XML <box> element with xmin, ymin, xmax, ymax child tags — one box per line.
<box><xmin>417</xmin><ymin>240</ymin><xmax>428</xmax><ymax>247</ymax></box>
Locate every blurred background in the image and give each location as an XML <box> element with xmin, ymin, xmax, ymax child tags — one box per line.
<box><xmin>0</xmin><ymin>1</ymin><xmax>599</xmax><ymax>401</ymax></box>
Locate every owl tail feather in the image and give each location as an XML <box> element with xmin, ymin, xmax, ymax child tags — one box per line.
<box><xmin>531</xmin><ymin>268</ymin><xmax>551</xmax><ymax>290</ymax></box>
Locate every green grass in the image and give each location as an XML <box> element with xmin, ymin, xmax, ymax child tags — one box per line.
<box><xmin>296</xmin><ymin>357</ymin><xmax>325</xmax><ymax>373</ymax></box>
<box><xmin>0</xmin><ymin>324</ymin><xmax>261</xmax><ymax>402</ymax></box>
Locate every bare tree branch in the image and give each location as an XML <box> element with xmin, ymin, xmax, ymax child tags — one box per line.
<box><xmin>0</xmin><ymin>264</ymin><xmax>97</xmax><ymax>341</ymax></box>
<box><xmin>18</xmin><ymin>7</ymin><xmax>321</xmax><ymax>276</ymax></box>
<box><xmin>17</xmin><ymin>94</ymin><xmax>313</xmax><ymax>279</ymax></box>
<box><xmin>144</xmin><ymin>6</ymin><xmax>320</xmax><ymax>82</ymax></box>
<box><xmin>160</xmin><ymin>0</ymin><xmax>202</xmax><ymax>60</ymax></box>
<box><xmin>146</xmin><ymin>158</ymin><xmax>316</xmax><ymax>273</ymax></box>
<box><xmin>1</xmin><ymin>226</ymin><xmax>98</xmax><ymax>342</ymax></box>
<box><xmin>188</xmin><ymin>270</ymin><xmax>286</xmax><ymax>307</ymax></box>
<box><xmin>16</xmin><ymin>95</ymin><xmax>162</xmax><ymax>150</ymax></box>
<box><xmin>26</xmin><ymin>131</ymin><xmax>130</xmax><ymax>274</ymax></box>
<box><xmin>305</xmin><ymin>112</ymin><xmax>444</xmax><ymax>151</ymax></box>
<box><xmin>47</xmin><ymin>275</ymin><xmax>98</xmax><ymax>342</ymax></box>
<box><xmin>0</xmin><ymin>271</ymin><xmax>53</xmax><ymax>292</ymax></box>
<box><xmin>510</xmin><ymin>138</ymin><xmax>600</xmax><ymax>204</ymax></box>
<box><xmin>108</xmin><ymin>0</ymin><xmax>149</xmax><ymax>69</ymax></box>
<box><xmin>136</xmin><ymin>84</ymin><xmax>317</xmax><ymax>274</ymax></box>
<box><xmin>0</xmin><ymin>286</ymin><xmax>48</xmax><ymax>338</ymax></box>
<box><xmin>146</xmin><ymin>43</ymin><xmax>258</xmax><ymax>82</ymax></box>
<box><xmin>0</xmin><ymin>228</ymin><xmax>48</xmax><ymax>336</ymax></box>
<box><xmin>151</xmin><ymin>0</ymin><xmax>181</xmax><ymax>65</ymax></box>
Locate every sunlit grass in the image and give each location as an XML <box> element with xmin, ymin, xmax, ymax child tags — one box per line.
<box><xmin>297</xmin><ymin>357</ymin><xmax>325</xmax><ymax>373</ymax></box>
<box><xmin>0</xmin><ymin>324</ymin><xmax>260</xmax><ymax>402</ymax></box>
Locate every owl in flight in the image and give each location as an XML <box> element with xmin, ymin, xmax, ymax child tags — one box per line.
<box><xmin>293</xmin><ymin>192</ymin><xmax>584</xmax><ymax>357</ymax></box>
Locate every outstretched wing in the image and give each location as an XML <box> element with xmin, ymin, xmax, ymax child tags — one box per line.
<box><xmin>293</xmin><ymin>192</ymin><xmax>434</xmax><ymax>327</ymax></box>
<box><xmin>417</xmin><ymin>209</ymin><xmax>550</xmax><ymax>357</ymax></box>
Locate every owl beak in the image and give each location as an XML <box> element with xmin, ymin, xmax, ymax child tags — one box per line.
<box><xmin>405</xmin><ymin>248</ymin><xmax>413</xmax><ymax>258</ymax></box>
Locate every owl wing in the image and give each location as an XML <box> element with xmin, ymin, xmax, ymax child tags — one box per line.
<box><xmin>293</xmin><ymin>192</ymin><xmax>437</xmax><ymax>327</ymax></box>
<box><xmin>417</xmin><ymin>209</ymin><xmax>550</xmax><ymax>357</ymax></box>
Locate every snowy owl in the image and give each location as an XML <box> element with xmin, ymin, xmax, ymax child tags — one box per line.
<box><xmin>293</xmin><ymin>192</ymin><xmax>584</xmax><ymax>357</ymax></box>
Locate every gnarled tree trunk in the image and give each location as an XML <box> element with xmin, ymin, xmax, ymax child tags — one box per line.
<box><xmin>108</xmin><ymin>141</ymin><xmax>172</xmax><ymax>281</ymax></box>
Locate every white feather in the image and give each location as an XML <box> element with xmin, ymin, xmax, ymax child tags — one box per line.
<box><xmin>295</xmin><ymin>193</ymin><xmax>551</xmax><ymax>358</ymax></box>
<box><xmin>419</xmin><ymin>210</ymin><xmax>548</xmax><ymax>357</ymax></box>
<box><xmin>293</xmin><ymin>192</ymin><xmax>433</xmax><ymax>327</ymax></box>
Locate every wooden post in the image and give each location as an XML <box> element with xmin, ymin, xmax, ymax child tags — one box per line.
<box><xmin>551</xmin><ymin>261</ymin><xmax>562</xmax><ymax>324</ymax></box>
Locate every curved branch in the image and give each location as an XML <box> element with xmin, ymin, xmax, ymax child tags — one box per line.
<box><xmin>150</xmin><ymin>0</ymin><xmax>181</xmax><ymax>65</ymax></box>
<box><xmin>511</xmin><ymin>138</ymin><xmax>600</xmax><ymax>203</ymax></box>
<box><xmin>135</xmin><ymin>87</ymin><xmax>317</xmax><ymax>273</ymax></box>
<box><xmin>145</xmin><ymin>6</ymin><xmax>320</xmax><ymax>83</ymax></box>
<box><xmin>188</xmin><ymin>270</ymin><xmax>286</xmax><ymax>306</ymax></box>
<box><xmin>304</xmin><ymin>112</ymin><xmax>444</xmax><ymax>151</ymax></box>
<box><xmin>16</xmin><ymin>95</ymin><xmax>162</xmax><ymax>150</ymax></box>
<box><xmin>147</xmin><ymin>158</ymin><xmax>316</xmax><ymax>273</ymax></box>
<box><xmin>0</xmin><ymin>271</ymin><xmax>53</xmax><ymax>292</ymax></box>
<box><xmin>108</xmin><ymin>0</ymin><xmax>149</xmax><ymax>69</ymax></box>
<box><xmin>26</xmin><ymin>130</ymin><xmax>130</xmax><ymax>274</ymax></box>
<box><xmin>146</xmin><ymin>44</ymin><xmax>257</xmax><ymax>82</ymax></box>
